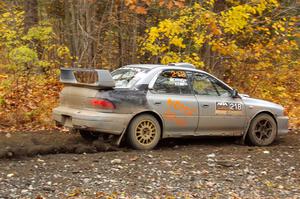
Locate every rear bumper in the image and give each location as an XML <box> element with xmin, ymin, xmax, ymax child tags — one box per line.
<box><xmin>53</xmin><ymin>106</ymin><xmax>132</xmax><ymax>135</ymax></box>
<box><xmin>277</xmin><ymin>116</ymin><xmax>289</xmax><ymax>135</ymax></box>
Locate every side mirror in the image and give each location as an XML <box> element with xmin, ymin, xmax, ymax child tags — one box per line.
<box><xmin>231</xmin><ymin>89</ymin><xmax>239</xmax><ymax>98</ymax></box>
<box><xmin>148</xmin><ymin>84</ymin><xmax>154</xmax><ymax>90</ymax></box>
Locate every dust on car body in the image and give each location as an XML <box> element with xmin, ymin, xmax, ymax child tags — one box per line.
<box><xmin>53</xmin><ymin>63</ymin><xmax>289</xmax><ymax>149</ymax></box>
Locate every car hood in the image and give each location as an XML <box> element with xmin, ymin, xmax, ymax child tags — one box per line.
<box><xmin>241</xmin><ymin>95</ymin><xmax>284</xmax><ymax>114</ymax></box>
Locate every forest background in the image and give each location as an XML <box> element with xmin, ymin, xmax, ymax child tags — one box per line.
<box><xmin>0</xmin><ymin>0</ymin><xmax>299</xmax><ymax>131</ymax></box>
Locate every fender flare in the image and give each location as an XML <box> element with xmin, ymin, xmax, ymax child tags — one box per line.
<box><xmin>114</xmin><ymin>110</ymin><xmax>165</xmax><ymax>146</ymax></box>
<box><xmin>241</xmin><ymin>110</ymin><xmax>277</xmax><ymax>143</ymax></box>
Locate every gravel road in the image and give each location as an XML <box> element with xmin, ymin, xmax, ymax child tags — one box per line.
<box><xmin>0</xmin><ymin>131</ymin><xmax>299</xmax><ymax>199</ymax></box>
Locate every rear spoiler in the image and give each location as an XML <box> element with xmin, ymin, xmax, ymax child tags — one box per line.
<box><xmin>60</xmin><ymin>68</ymin><xmax>115</xmax><ymax>88</ymax></box>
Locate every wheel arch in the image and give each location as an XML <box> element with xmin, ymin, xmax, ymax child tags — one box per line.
<box><xmin>243</xmin><ymin>110</ymin><xmax>278</xmax><ymax>142</ymax></box>
<box><xmin>126</xmin><ymin>110</ymin><xmax>164</xmax><ymax>137</ymax></box>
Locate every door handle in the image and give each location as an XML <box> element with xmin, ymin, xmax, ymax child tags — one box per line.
<box><xmin>154</xmin><ymin>102</ymin><xmax>162</xmax><ymax>105</ymax></box>
<box><xmin>201</xmin><ymin>104</ymin><xmax>209</xmax><ymax>108</ymax></box>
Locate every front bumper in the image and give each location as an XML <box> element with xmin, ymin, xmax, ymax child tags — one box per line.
<box><xmin>277</xmin><ymin>116</ymin><xmax>289</xmax><ymax>135</ymax></box>
<box><xmin>53</xmin><ymin>106</ymin><xmax>132</xmax><ymax>135</ymax></box>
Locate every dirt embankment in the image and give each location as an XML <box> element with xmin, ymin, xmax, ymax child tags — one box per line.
<box><xmin>0</xmin><ymin>131</ymin><xmax>118</xmax><ymax>159</ymax></box>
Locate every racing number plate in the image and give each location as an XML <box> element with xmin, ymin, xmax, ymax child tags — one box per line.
<box><xmin>216</xmin><ymin>102</ymin><xmax>243</xmax><ymax>115</ymax></box>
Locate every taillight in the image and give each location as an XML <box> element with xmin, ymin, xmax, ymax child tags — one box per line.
<box><xmin>90</xmin><ymin>99</ymin><xmax>115</xmax><ymax>109</ymax></box>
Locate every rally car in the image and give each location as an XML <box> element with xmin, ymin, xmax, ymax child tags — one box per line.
<box><xmin>53</xmin><ymin>63</ymin><xmax>288</xmax><ymax>149</ymax></box>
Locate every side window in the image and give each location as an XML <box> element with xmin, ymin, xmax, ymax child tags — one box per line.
<box><xmin>153</xmin><ymin>70</ymin><xmax>191</xmax><ymax>94</ymax></box>
<box><xmin>193</xmin><ymin>73</ymin><xmax>218</xmax><ymax>96</ymax></box>
<box><xmin>193</xmin><ymin>73</ymin><xmax>231</xmax><ymax>96</ymax></box>
<box><xmin>210</xmin><ymin>78</ymin><xmax>232</xmax><ymax>97</ymax></box>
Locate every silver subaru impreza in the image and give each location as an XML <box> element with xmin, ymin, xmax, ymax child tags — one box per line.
<box><xmin>53</xmin><ymin>63</ymin><xmax>288</xmax><ymax>149</ymax></box>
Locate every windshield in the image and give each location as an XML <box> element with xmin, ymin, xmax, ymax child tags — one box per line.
<box><xmin>111</xmin><ymin>67</ymin><xmax>148</xmax><ymax>88</ymax></box>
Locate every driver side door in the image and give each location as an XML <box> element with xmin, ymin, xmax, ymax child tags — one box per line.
<box><xmin>192</xmin><ymin>72</ymin><xmax>246</xmax><ymax>136</ymax></box>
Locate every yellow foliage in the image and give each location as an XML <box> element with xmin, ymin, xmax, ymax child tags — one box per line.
<box><xmin>169</xmin><ymin>36</ymin><xmax>186</xmax><ymax>48</ymax></box>
<box><xmin>161</xmin><ymin>52</ymin><xmax>181</xmax><ymax>65</ymax></box>
<box><xmin>140</xmin><ymin>1</ymin><xmax>299</xmax><ymax>126</ymax></box>
<box><xmin>220</xmin><ymin>5</ymin><xmax>254</xmax><ymax>34</ymax></box>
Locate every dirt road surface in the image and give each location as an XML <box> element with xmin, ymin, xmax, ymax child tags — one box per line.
<box><xmin>0</xmin><ymin>131</ymin><xmax>299</xmax><ymax>198</ymax></box>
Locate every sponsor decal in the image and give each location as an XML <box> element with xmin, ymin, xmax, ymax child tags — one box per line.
<box><xmin>163</xmin><ymin>98</ymin><xmax>196</xmax><ymax>126</ymax></box>
<box><xmin>216</xmin><ymin>102</ymin><xmax>243</xmax><ymax>115</ymax></box>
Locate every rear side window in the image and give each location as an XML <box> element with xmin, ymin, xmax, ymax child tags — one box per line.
<box><xmin>111</xmin><ymin>67</ymin><xmax>148</xmax><ymax>88</ymax></box>
<box><xmin>153</xmin><ymin>70</ymin><xmax>192</xmax><ymax>94</ymax></box>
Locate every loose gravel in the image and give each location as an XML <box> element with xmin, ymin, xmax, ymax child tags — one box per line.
<box><xmin>0</xmin><ymin>131</ymin><xmax>299</xmax><ymax>198</ymax></box>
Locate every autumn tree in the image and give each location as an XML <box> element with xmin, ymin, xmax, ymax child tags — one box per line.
<box><xmin>0</xmin><ymin>0</ymin><xmax>299</xmax><ymax>130</ymax></box>
<box><xmin>140</xmin><ymin>0</ymin><xmax>299</xmax><ymax>125</ymax></box>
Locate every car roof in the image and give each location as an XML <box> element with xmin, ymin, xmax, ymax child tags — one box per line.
<box><xmin>123</xmin><ymin>64</ymin><xmax>233</xmax><ymax>91</ymax></box>
<box><xmin>124</xmin><ymin>64</ymin><xmax>164</xmax><ymax>69</ymax></box>
<box><xmin>124</xmin><ymin>64</ymin><xmax>206</xmax><ymax>73</ymax></box>
<box><xmin>116</xmin><ymin>63</ymin><xmax>232</xmax><ymax>89</ymax></box>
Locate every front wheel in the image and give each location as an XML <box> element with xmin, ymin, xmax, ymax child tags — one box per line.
<box><xmin>127</xmin><ymin>114</ymin><xmax>161</xmax><ymax>150</ymax></box>
<box><xmin>247</xmin><ymin>114</ymin><xmax>277</xmax><ymax>146</ymax></box>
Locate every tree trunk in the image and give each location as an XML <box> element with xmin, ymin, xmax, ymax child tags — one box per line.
<box><xmin>117</xmin><ymin>1</ymin><xmax>123</xmax><ymax>67</ymax></box>
<box><xmin>85</xmin><ymin>0</ymin><xmax>96</xmax><ymax>67</ymax></box>
<box><xmin>24</xmin><ymin>0</ymin><xmax>38</xmax><ymax>33</ymax></box>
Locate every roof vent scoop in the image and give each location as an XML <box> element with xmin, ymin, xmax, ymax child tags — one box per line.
<box><xmin>168</xmin><ymin>62</ymin><xmax>195</xmax><ymax>69</ymax></box>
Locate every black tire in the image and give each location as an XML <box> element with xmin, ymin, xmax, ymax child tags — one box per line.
<box><xmin>247</xmin><ymin>113</ymin><xmax>277</xmax><ymax>146</ymax></box>
<box><xmin>127</xmin><ymin>114</ymin><xmax>161</xmax><ymax>150</ymax></box>
<box><xmin>79</xmin><ymin>130</ymin><xmax>99</xmax><ymax>141</ymax></box>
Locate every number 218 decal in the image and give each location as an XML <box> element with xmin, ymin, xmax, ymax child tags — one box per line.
<box><xmin>162</xmin><ymin>70</ymin><xmax>187</xmax><ymax>78</ymax></box>
<box><xmin>216</xmin><ymin>102</ymin><xmax>243</xmax><ymax>115</ymax></box>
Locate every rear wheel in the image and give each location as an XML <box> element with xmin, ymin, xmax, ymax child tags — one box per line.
<box><xmin>247</xmin><ymin>114</ymin><xmax>277</xmax><ymax>146</ymax></box>
<box><xmin>79</xmin><ymin>130</ymin><xmax>99</xmax><ymax>141</ymax></box>
<box><xmin>127</xmin><ymin>114</ymin><xmax>161</xmax><ymax>150</ymax></box>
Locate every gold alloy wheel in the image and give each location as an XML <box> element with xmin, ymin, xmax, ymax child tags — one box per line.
<box><xmin>135</xmin><ymin>120</ymin><xmax>157</xmax><ymax>145</ymax></box>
